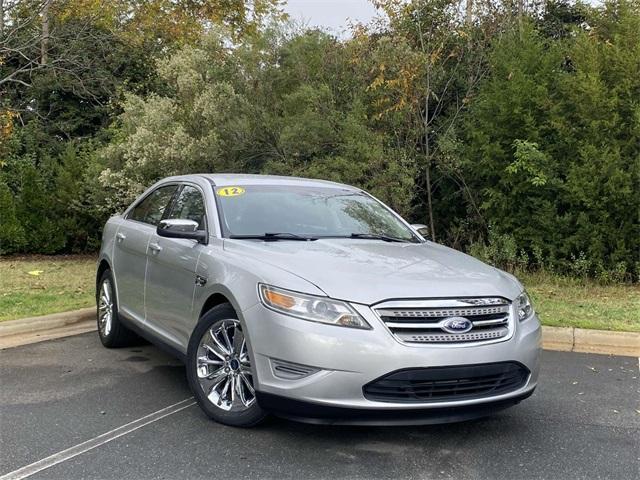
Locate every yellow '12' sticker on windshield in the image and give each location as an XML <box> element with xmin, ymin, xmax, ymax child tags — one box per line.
<box><xmin>217</xmin><ymin>186</ymin><xmax>245</xmax><ymax>197</ymax></box>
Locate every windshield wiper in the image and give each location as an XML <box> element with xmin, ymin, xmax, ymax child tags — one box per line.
<box><xmin>229</xmin><ymin>233</ymin><xmax>318</xmax><ymax>241</ymax></box>
<box><xmin>349</xmin><ymin>233</ymin><xmax>411</xmax><ymax>243</ymax></box>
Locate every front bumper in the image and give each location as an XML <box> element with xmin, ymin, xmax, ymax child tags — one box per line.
<box><xmin>241</xmin><ymin>302</ymin><xmax>541</xmax><ymax>423</ymax></box>
<box><xmin>255</xmin><ymin>388</ymin><xmax>536</xmax><ymax>425</ymax></box>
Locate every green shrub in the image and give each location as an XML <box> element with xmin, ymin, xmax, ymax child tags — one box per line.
<box><xmin>0</xmin><ymin>179</ymin><xmax>26</xmax><ymax>254</ymax></box>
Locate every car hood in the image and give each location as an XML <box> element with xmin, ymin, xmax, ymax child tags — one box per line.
<box><xmin>223</xmin><ymin>239</ymin><xmax>522</xmax><ymax>305</ymax></box>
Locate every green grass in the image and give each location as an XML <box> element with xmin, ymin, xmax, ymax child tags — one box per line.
<box><xmin>1</xmin><ymin>256</ymin><xmax>638</xmax><ymax>331</ymax></box>
<box><xmin>0</xmin><ymin>255</ymin><xmax>96</xmax><ymax>321</ymax></box>
<box><xmin>521</xmin><ymin>272</ymin><xmax>640</xmax><ymax>332</ymax></box>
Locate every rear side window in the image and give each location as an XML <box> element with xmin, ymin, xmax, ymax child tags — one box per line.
<box><xmin>166</xmin><ymin>185</ymin><xmax>206</xmax><ymax>230</ymax></box>
<box><xmin>128</xmin><ymin>185</ymin><xmax>177</xmax><ymax>226</ymax></box>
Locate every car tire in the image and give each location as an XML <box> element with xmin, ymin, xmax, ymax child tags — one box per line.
<box><xmin>187</xmin><ymin>303</ymin><xmax>266</xmax><ymax>427</ymax></box>
<box><xmin>96</xmin><ymin>269</ymin><xmax>138</xmax><ymax>348</ymax></box>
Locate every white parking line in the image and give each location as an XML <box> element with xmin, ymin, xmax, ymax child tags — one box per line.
<box><xmin>1</xmin><ymin>398</ymin><xmax>196</xmax><ymax>480</ymax></box>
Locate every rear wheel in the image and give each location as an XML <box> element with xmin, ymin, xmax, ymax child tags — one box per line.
<box><xmin>187</xmin><ymin>304</ymin><xmax>266</xmax><ymax>427</ymax></box>
<box><xmin>97</xmin><ymin>269</ymin><xmax>138</xmax><ymax>347</ymax></box>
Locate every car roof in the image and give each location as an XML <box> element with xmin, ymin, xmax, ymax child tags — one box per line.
<box><xmin>168</xmin><ymin>173</ymin><xmax>359</xmax><ymax>190</ymax></box>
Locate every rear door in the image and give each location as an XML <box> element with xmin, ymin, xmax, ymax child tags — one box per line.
<box><xmin>145</xmin><ymin>183</ymin><xmax>209</xmax><ymax>348</ymax></box>
<box><xmin>112</xmin><ymin>184</ymin><xmax>178</xmax><ymax>324</ymax></box>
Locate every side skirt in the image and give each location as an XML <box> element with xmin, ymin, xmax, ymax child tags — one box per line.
<box><xmin>119</xmin><ymin>312</ymin><xmax>187</xmax><ymax>364</ymax></box>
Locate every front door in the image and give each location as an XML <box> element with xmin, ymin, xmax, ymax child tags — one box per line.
<box><xmin>112</xmin><ymin>184</ymin><xmax>178</xmax><ymax>324</ymax></box>
<box><xmin>145</xmin><ymin>184</ymin><xmax>208</xmax><ymax>349</ymax></box>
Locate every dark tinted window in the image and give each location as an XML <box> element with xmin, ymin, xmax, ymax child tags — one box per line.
<box><xmin>128</xmin><ymin>185</ymin><xmax>177</xmax><ymax>225</ymax></box>
<box><xmin>166</xmin><ymin>185</ymin><xmax>206</xmax><ymax>230</ymax></box>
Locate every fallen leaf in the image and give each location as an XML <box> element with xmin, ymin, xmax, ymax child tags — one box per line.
<box><xmin>28</xmin><ymin>270</ymin><xmax>44</xmax><ymax>276</ymax></box>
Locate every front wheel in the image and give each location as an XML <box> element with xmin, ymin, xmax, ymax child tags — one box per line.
<box><xmin>186</xmin><ymin>304</ymin><xmax>266</xmax><ymax>427</ymax></box>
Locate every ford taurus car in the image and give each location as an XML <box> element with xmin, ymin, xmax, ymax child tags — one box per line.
<box><xmin>96</xmin><ymin>174</ymin><xmax>541</xmax><ymax>426</ymax></box>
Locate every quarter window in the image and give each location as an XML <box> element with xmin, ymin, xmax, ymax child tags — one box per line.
<box><xmin>166</xmin><ymin>185</ymin><xmax>207</xmax><ymax>230</ymax></box>
<box><xmin>128</xmin><ymin>185</ymin><xmax>178</xmax><ymax>226</ymax></box>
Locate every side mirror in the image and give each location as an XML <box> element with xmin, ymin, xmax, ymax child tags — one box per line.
<box><xmin>411</xmin><ymin>224</ymin><xmax>430</xmax><ymax>240</ymax></box>
<box><xmin>157</xmin><ymin>219</ymin><xmax>207</xmax><ymax>244</ymax></box>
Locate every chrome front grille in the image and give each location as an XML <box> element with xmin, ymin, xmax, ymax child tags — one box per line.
<box><xmin>374</xmin><ymin>298</ymin><xmax>513</xmax><ymax>345</ymax></box>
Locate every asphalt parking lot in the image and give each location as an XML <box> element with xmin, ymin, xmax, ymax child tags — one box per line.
<box><xmin>1</xmin><ymin>333</ymin><xmax>638</xmax><ymax>480</ymax></box>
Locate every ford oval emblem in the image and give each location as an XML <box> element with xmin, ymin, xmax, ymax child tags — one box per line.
<box><xmin>441</xmin><ymin>316</ymin><xmax>473</xmax><ymax>334</ymax></box>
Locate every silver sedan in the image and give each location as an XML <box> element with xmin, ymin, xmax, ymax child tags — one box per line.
<box><xmin>96</xmin><ymin>174</ymin><xmax>541</xmax><ymax>426</ymax></box>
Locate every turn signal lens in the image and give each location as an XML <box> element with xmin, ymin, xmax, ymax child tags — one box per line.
<box><xmin>259</xmin><ymin>284</ymin><xmax>371</xmax><ymax>329</ymax></box>
<box><xmin>263</xmin><ymin>289</ymin><xmax>296</xmax><ymax>309</ymax></box>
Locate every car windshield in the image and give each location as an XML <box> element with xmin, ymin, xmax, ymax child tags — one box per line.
<box><xmin>214</xmin><ymin>185</ymin><xmax>420</xmax><ymax>242</ymax></box>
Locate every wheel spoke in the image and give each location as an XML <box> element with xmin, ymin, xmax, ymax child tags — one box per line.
<box><xmin>220</xmin><ymin>377</ymin><xmax>231</xmax><ymax>404</ymax></box>
<box><xmin>207</xmin><ymin>377</ymin><xmax>227</xmax><ymax>403</ymax></box>
<box><xmin>232</xmin><ymin>328</ymin><xmax>245</xmax><ymax>356</ymax></box>
<box><xmin>239</xmin><ymin>339</ymin><xmax>250</xmax><ymax>363</ymax></box>
<box><xmin>209</xmin><ymin>329</ymin><xmax>231</xmax><ymax>357</ymax></box>
<box><xmin>197</xmin><ymin>355</ymin><xmax>223</xmax><ymax>366</ymax></box>
<box><xmin>240</xmin><ymin>373</ymin><xmax>255</xmax><ymax>395</ymax></box>
<box><xmin>203</xmin><ymin>342</ymin><xmax>226</xmax><ymax>362</ymax></box>
<box><xmin>221</xmin><ymin>324</ymin><xmax>234</xmax><ymax>353</ymax></box>
<box><xmin>235</xmin><ymin>374</ymin><xmax>248</xmax><ymax>406</ymax></box>
<box><xmin>206</xmin><ymin>366</ymin><xmax>227</xmax><ymax>381</ymax></box>
<box><xmin>230</xmin><ymin>375</ymin><xmax>238</xmax><ymax>406</ymax></box>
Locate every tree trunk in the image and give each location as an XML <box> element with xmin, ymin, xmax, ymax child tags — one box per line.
<box><xmin>425</xmin><ymin>160</ymin><xmax>436</xmax><ymax>241</ymax></box>
<box><xmin>517</xmin><ymin>0</ymin><xmax>524</xmax><ymax>35</ymax></box>
<box><xmin>41</xmin><ymin>0</ymin><xmax>51</xmax><ymax>65</ymax></box>
<box><xmin>424</xmin><ymin>62</ymin><xmax>436</xmax><ymax>242</ymax></box>
<box><xmin>415</xmin><ymin>4</ymin><xmax>437</xmax><ymax>242</ymax></box>
<box><xmin>0</xmin><ymin>0</ymin><xmax>4</xmax><ymax>38</ymax></box>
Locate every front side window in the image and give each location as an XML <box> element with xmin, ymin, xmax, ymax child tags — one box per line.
<box><xmin>214</xmin><ymin>185</ymin><xmax>419</xmax><ymax>242</ymax></box>
<box><xmin>128</xmin><ymin>185</ymin><xmax>177</xmax><ymax>226</ymax></box>
<box><xmin>166</xmin><ymin>185</ymin><xmax>207</xmax><ymax>230</ymax></box>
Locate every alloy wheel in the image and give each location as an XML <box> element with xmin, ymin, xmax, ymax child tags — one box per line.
<box><xmin>196</xmin><ymin>320</ymin><xmax>256</xmax><ymax>412</ymax></box>
<box><xmin>98</xmin><ymin>279</ymin><xmax>113</xmax><ymax>337</ymax></box>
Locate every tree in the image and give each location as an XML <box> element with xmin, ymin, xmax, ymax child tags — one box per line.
<box><xmin>355</xmin><ymin>0</ymin><xmax>495</xmax><ymax>240</ymax></box>
<box><xmin>0</xmin><ymin>0</ymin><xmax>284</xmax><ymax>254</ymax></box>
<box><xmin>461</xmin><ymin>2</ymin><xmax>640</xmax><ymax>274</ymax></box>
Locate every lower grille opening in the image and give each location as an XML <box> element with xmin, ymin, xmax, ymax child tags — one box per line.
<box><xmin>363</xmin><ymin>362</ymin><xmax>530</xmax><ymax>403</ymax></box>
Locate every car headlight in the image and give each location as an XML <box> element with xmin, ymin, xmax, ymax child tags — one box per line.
<box><xmin>516</xmin><ymin>291</ymin><xmax>535</xmax><ymax>321</ymax></box>
<box><xmin>259</xmin><ymin>284</ymin><xmax>371</xmax><ymax>329</ymax></box>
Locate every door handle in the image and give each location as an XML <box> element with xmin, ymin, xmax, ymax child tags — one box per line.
<box><xmin>149</xmin><ymin>242</ymin><xmax>163</xmax><ymax>254</ymax></box>
<box><xmin>116</xmin><ymin>232</ymin><xmax>126</xmax><ymax>242</ymax></box>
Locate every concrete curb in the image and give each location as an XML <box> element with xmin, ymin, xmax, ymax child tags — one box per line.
<box><xmin>0</xmin><ymin>308</ymin><xmax>95</xmax><ymax>336</ymax></box>
<box><xmin>0</xmin><ymin>308</ymin><xmax>96</xmax><ymax>349</ymax></box>
<box><xmin>542</xmin><ymin>326</ymin><xmax>640</xmax><ymax>357</ymax></box>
